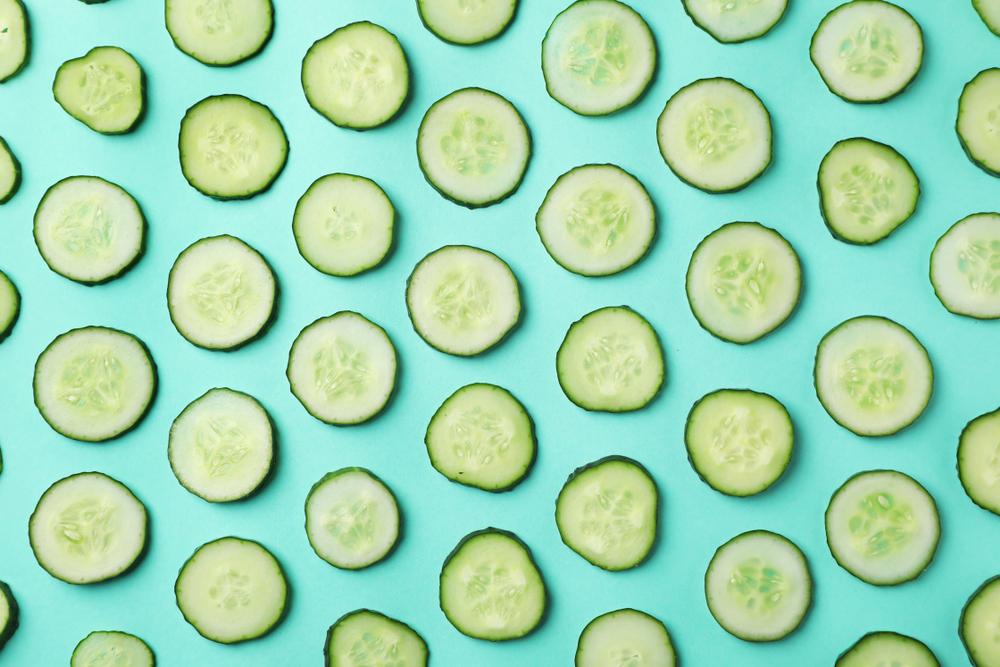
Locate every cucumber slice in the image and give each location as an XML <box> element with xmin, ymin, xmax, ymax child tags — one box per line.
<box><xmin>686</xmin><ymin>222</ymin><xmax>801</xmax><ymax>343</ymax></box>
<box><xmin>301</xmin><ymin>21</ymin><xmax>409</xmax><ymax>130</ymax></box>
<box><xmin>657</xmin><ymin>78</ymin><xmax>772</xmax><ymax>193</ymax></box>
<box><xmin>439</xmin><ymin>528</ymin><xmax>546</xmax><ymax>641</ymax></box>
<box><xmin>931</xmin><ymin>213</ymin><xmax>1000</xmax><ymax>319</ymax></box>
<box><xmin>71</xmin><ymin>631</ymin><xmax>154</xmax><ymax>667</ymax></box>
<box><xmin>166</xmin><ymin>0</ymin><xmax>273</xmax><ymax>66</ymax></box>
<box><xmin>957</xmin><ymin>68</ymin><xmax>1000</xmax><ymax>178</ymax></box>
<box><xmin>325</xmin><ymin>609</ymin><xmax>428</xmax><ymax>667</ymax></box>
<box><xmin>406</xmin><ymin>245</ymin><xmax>521</xmax><ymax>356</ymax></box>
<box><xmin>682</xmin><ymin>0</ymin><xmax>787</xmax><ymax>43</ymax></box>
<box><xmin>705</xmin><ymin>530</ymin><xmax>812</xmax><ymax>642</ymax></box>
<box><xmin>305</xmin><ymin>467</ymin><xmax>400</xmax><ymax>570</ymax></box>
<box><xmin>287</xmin><ymin>311</ymin><xmax>397</xmax><ymax>425</ymax></box>
<box><xmin>555</xmin><ymin>456</ymin><xmax>658</xmax><ymax>571</ymax></box>
<box><xmin>168</xmin><ymin>388</ymin><xmax>274</xmax><ymax>503</ymax></box>
<box><xmin>33</xmin><ymin>176</ymin><xmax>145</xmax><ymax>284</ymax></box>
<box><xmin>541</xmin><ymin>0</ymin><xmax>656</xmax><ymax>116</ymax></box>
<box><xmin>958</xmin><ymin>407</ymin><xmax>1000</xmax><ymax>515</ymax></box>
<box><xmin>814</xmin><ymin>316</ymin><xmax>933</xmax><ymax>437</ymax></box>
<box><xmin>0</xmin><ymin>582</ymin><xmax>18</xmax><ymax>651</ymax></box>
<box><xmin>424</xmin><ymin>383</ymin><xmax>535</xmax><ymax>492</ymax></box>
<box><xmin>29</xmin><ymin>472</ymin><xmax>148</xmax><ymax>584</ymax></box>
<box><xmin>33</xmin><ymin>327</ymin><xmax>156</xmax><ymax>442</ymax></box>
<box><xmin>0</xmin><ymin>0</ymin><xmax>28</xmax><ymax>83</ymax></box>
<box><xmin>417</xmin><ymin>0</ymin><xmax>517</xmax><ymax>45</ymax></box>
<box><xmin>417</xmin><ymin>87</ymin><xmax>530</xmax><ymax>207</ymax></box>
<box><xmin>810</xmin><ymin>1</ymin><xmax>923</xmax><ymax>103</ymax></box>
<box><xmin>836</xmin><ymin>631</ymin><xmax>939</xmax><ymax>667</ymax></box>
<box><xmin>974</xmin><ymin>0</ymin><xmax>1000</xmax><ymax>36</ymax></box>
<box><xmin>293</xmin><ymin>173</ymin><xmax>395</xmax><ymax>277</ymax></box>
<box><xmin>536</xmin><ymin>163</ymin><xmax>656</xmax><ymax>277</ymax></box>
<box><xmin>685</xmin><ymin>389</ymin><xmax>793</xmax><ymax>497</ymax></box>
<box><xmin>167</xmin><ymin>235</ymin><xmax>276</xmax><ymax>351</ymax></box>
<box><xmin>962</xmin><ymin>575</ymin><xmax>1000</xmax><ymax>666</ymax></box>
<box><xmin>0</xmin><ymin>270</ymin><xmax>19</xmax><ymax>342</ymax></box>
<box><xmin>825</xmin><ymin>470</ymin><xmax>940</xmax><ymax>586</ymax></box>
<box><xmin>178</xmin><ymin>94</ymin><xmax>288</xmax><ymax>199</ymax></box>
<box><xmin>53</xmin><ymin>46</ymin><xmax>144</xmax><ymax>134</ymax></box>
<box><xmin>0</xmin><ymin>136</ymin><xmax>20</xmax><ymax>203</ymax></box>
<box><xmin>576</xmin><ymin>608</ymin><xmax>675</xmax><ymax>667</ymax></box>
<box><xmin>557</xmin><ymin>306</ymin><xmax>664</xmax><ymax>412</ymax></box>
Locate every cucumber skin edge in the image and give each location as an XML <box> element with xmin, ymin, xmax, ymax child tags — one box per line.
<box><xmin>0</xmin><ymin>582</ymin><xmax>18</xmax><ymax>650</ymax></box>
<box><xmin>0</xmin><ymin>136</ymin><xmax>21</xmax><ymax>204</ymax></box>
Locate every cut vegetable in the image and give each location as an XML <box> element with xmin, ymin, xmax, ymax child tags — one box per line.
<box><xmin>53</xmin><ymin>46</ymin><xmax>144</xmax><ymax>134</ymax></box>
<box><xmin>962</xmin><ymin>575</ymin><xmax>1000</xmax><ymax>666</ymax></box>
<box><xmin>657</xmin><ymin>78</ymin><xmax>772</xmax><ymax>193</ymax></box>
<box><xmin>418</xmin><ymin>0</ymin><xmax>517</xmax><ymax>45</ymax></box>
<box><xmin>287</xmin><ymin>311</ymin><xmax>397</xmax><ymax>425</ymax></box>
<box><xmin>0</xmin><ymin>582</ymin><xmax>17</xmax><ymax>651</ymax></box>
<box><xmin>556</xmin><ymin>456</ymin><xmax>658</xmax><ymax>571</ymax></box>
<box><xmin>34</xmin><ymin>326</ymin><xmax>156</xmax><ymax>442</ymax></box>
<box><xmin>682</xmin><ymin>0</ymin><xmax>787</xmax><ymax>43</ymax></box>
<box><xmin>957</xmin><ymin>68</ymin><xmax>1000</xmax><ymax>177</ymax></box>
<box><xmin>325</xmin><ymin>609</ymin><xmax>428</xmax><ymax>667</ymax></box>
<box><xmin>305</xmin><ymin>467</ymin><xmax>400</xmax><ymax>570</ymax></box>
<box><xmin>836</xmin><ymin>631</ymin><xmax>939</xmax><ymax>667</ymax></box>
<box><xmin>814</xmin><ymin>316</ymin><xmax>932</xmax><ymax>436</ymax></box>
<box><xmin>71</xmin><ymin>631</ymin><xmax>154</xmax><ymax>667</ymax></box>
<box><xmin>417</xmin><ymin>87</ymin><xmax>530</xmax><ymax>207</ymax></box>
<box><xmin>536</xmin><ymin>163</ymin><xmax>656</xmax><ymax>276</ymax></box>
<box><xmin>166</xmin><ymin>0</ymin><xmax>273</xmax><ymax>66</ymax></box>
<box><xmin>0</xmin><ymin>270</ymin><xmax>18</xmax><ymax>342</ymax></box>
<box><xmin>705</xmin><ymin>529</ymin><xmax>811</xmax><ymax>642</ymax></box>
<box><xmin>931</xmin><ymin>213</ymin><xmax>1000</xmax><ymax>319</ymax></box>
<box><xmin>169</xmin><ymin>388</ymin><xmax>274</xmax><ymax>503</ymax></box>
<box><xmin>29</xmin><ymin>472</ymin><xmax>147</xmax><ymax>584</ymax></box>
<box><xmin>958</xmin><ymin>406</ymin><xmax>1000</xmax><ymax>515</ymax></box>
<box><xmin>0</xmin><ymin>0</ymin><xmax>28</xmax><ymax>83</ymax></box>
<box><xmin>439</xmin><ymin>528</ymin><xmax>546</xmax><ymax>641</ymax></box>
<box><xmin>0</xmin><ymin>136</ymin><xmax>20</xmax><ymax>203</ymax></box>
<box><xmin>974</xmin><ymin>0</ymin><xmax>1000</xmax><ymax>36</ymax></box>
<box><xmin>576</xmin><ymin>608</ymin><xmax>675</xmax><ymax>667</ymax></box>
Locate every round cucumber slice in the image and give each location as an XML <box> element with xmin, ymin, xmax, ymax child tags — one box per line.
<box><xmin>686</xmin><ymin>221</ymin><xmax>801</xmax><ymax>344</ymax></box>
<box><xmin>958</xmin><ymin>407</ymin><xmax>1000</xmax><ymax>516</ymax></box>
<box><xmin>293</xmin><ymin>173</ymin><xmax>395</xmax><ymax>277</ymax></box>
<box><xmin>814</xmin><ymin>316</ymin><xmax>933</xmax><ymax>437</ymax></box>
<box><xmin>166</xmin><ymin>0</ymin><xmax>273</xmax><ymax>66</ymax></box>
<box><xmin>810</xmin><ymin>1</ymin><xmax>923</xmax><ymax>103</ymax></box>
<box><xmin>29</xmin><ymin>472</ymin><xmax>148</xmax><ymax>584</ymax></box>
<box><xmin>178</xmin><ymin>94</ymin><xmax>288</xmax><ymax>199</ymax></box>
<box><xmin>417</xmin><ymin>87</ymin><xmax>530</xmax><ymax>207</ymax></box>
<box><xmin>657</xmin><ymin>77</ymin><xmax>772</xmax><ymax>193</ymax></box>
<box><xmin>34</xmin><ymin>326</ymin><xmax>156</xmax><ymax>442</ymax></box>
<box><xmin>0</xmin><ymin>0</ymin><xmax>28</xmax><ymax>83</ymax></box>
<box><xmin>305</xmin><ymin>467</ymin><xmax>400</xmax><ymax>570</ymax></box>
<box><xmin>418</xmin><ymin>0</ymin><xmax>517</xmax><ymax>45</ymax></box>
<box><xmin>0</xmin><ymin>270</ymin><xmax>19</xmax><ymax>342</ymax></box>
<box><xmin>556</xmin><ymin>456</ymin><xmax>658</xmax><ymax>571</ymax></box>
<box><xmin>542</xmin><ymin>0</ymin><xmax>656</xmax><ymax>116</ymax></box>
<box><xmin>325</xmin><ymin>609</ymin><xmax>428</xmax><ymax>667</ymax></box>
<box><xmin>406</xmin><ymin>245</ymin><xmax>521</xmax><ymax>356</ymax></box>
<box><xmin>53</xmin><ymin>46</ymin><xmax>144</xmax><ymax>134</ymax></box>
<box><xmin>301</xmin><ymin>21</ymin><xmax>409</xmax><ymax>130</ymax></box>
<box><xmin>683</xmin><ymin>0</ymin><xmax>787</xmax><ymax>43</ymax></box>
<box><xmin>825</xmin><ymin>470</ymin><xmax>940</xmax><ymax>586</ymax></box>
<box><xmin>957</xmin><ymin>68</ymin><xmax>1000</xmax><ymax>177</ymax></box>
<box><xmin>168</xmin><ymin>388</ymin><xmax>274</xmax><ymax>503</ymax></box>
<box><xmin>71</xmin><ymin>631</ymin><xmax>154</xmax><ymax>667</ymax></box>
<box><xmin>0</xmin><ymin>136</ymin><xmax>20</xmax><ymax>204</ymax></box>
<box><xmin>974</xmin><ymin>0</ymin><xmax>1000</xmax><ymax>36</ymax></box>
<box><xmin>931</xmin><ymin>213</ymin><xmax>1000</xmax><ymax>319</ymax></box>
<box><xmin>705</xmin><ymin>529</ymin><xmax>811</xmax><ymax>642</ymax></box>
<box><xmin>818</xmin><ymin>138</ymin><xmax>920</xmax><ymax>245</ymax></box>
<box><xmin>576</xmin><ymin>608</ymin><xmax>675</xmax><ymax>667</ymax></box>
<box><xmin>536</xmin><ymin>163</ymin><xmax>656</xmax><ymax>277</ymax></box>
<box><xmin>836</xmin><ymin>631</ymin><xmax>939</xmax><ymax>667</ymax></box>
<box><xmin>962</xmin><ymin>575</ymin><xmax>1000</xmax><ymax>666</ymax></box>
<box><xmin>34</xmin><ymin>176</ymin><xmax>145</xmax><ymax>284</ymax></box>
<box><xmin>425</xmin><ymin>383</ymin><xmax>536</xmax><ymax>492</ymax></box>
<box><xmin>286</xmin><ymin>311</ymin><xmax>397</xmax><ymax>425</ymax></box>
<box><xmin>0</xmin><ymin>582</ymin><xmax>18</xmax><ymax>651</ymax></box>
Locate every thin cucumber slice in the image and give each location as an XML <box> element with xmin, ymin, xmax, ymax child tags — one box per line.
<box><xmin>293</xmin><ymin>173</ymin><xmax>395</xmax><ymax>277</ymax></box>
<box><xmin>962</xmin><ymin>576</ymin><xmax>1000</xmax><ymax>666</ymax></box>
<box><xmin>305</xmin><ymin>467</ymin><xmax>400</xmax><ymax>570</ymax></box>
<box><xmin>657</xmin><ymin>78</ymin><xmax>772</xmax><ymax>193</ymax></box>
<box><xmin>974</xmin><ymin>0</ymin><xmax>1000</xmax><ymax>36</ymax></box>
<box><xmin>302</xmin><ymin>21</ymin><xmax>409</xmax><ymax>130</ymax></box>
<box><xmin>958</xmin><ymin>407</ymin><xmax>1000</xmax><ymax>515</ymax></box>
<box><xmin>417</xmin><ymin>87</ymin><xmax>530</xmax><ymax>207</ymax></box>
<box><xmin>0</xmin><ymin>582</ymin><xmax>18</xmax><ymax>651</ymax></box>
<box><xmin>425</xmin><ymin>383</ymin><xmax>535</xmax><ymax>492</ymax></box>
<box><xmin>439</xmin><ymin>528</ymin><xmax>546</xmax><ymax>641</ymax></box>
<box><xmin>705</xmin><ymin>530</ymin><xmax>811</xmax><ymax>642</ymax></box>
<box><xmin>406</xmin><ymin>245</ymin><xmax>521</xmax><ymax>356</ymax></box>
<box><xmin>814</xmin><ymin>316</ymin><xmax>933</xmax><ymax>437</ymax></box>
<box><xmin>418</xmin><ymin>0</ymin><xmax>517</xmax><ymax>45</ymax></box>
<box><xmin>53</xmin><ymin>46</ymin><xmax>144</xmax><ymax>134</ymax></box>
<box><xmin>682</xmin><ymin>0</ymin><xmax>787</xmax><ymax>43</ymax></box>
<box><xmin>0</xmin><ymin>136</ymin><xmax>20</xmax><ymax>203</ymax></box>
<box><xmin>29</xmin><ymin>472</ymin><xmax>148</xmax><ymax>584</ymax></box>
<box><xmin>287</xmin><ymin>311</ymin><xmax>397</xmax><ymax>425</ymax></box>
<box><xmin>810</xmin><ymin>1</ymin><xmax>923</xmax><ymax>103</ymax></box>
<box><xmin>825</xmin><ymin>470</ymin><xmax>940</xmax><ymax>586</ymax></box>
<box><xmin>178</xmin><ymin>94</ymin><xmax>288</xmax><ymax>199</ymax></box>
<box><xmin>34</xmin><ymin>176</ymin><xmax>145</xmax><ymax>284</ymax></box>
<box><xmin>931</xmin><ymin>213</ymin><xmax>1000</xmax><ymax>319</ymax></box>
<box><xmin>325</xmin><ymin>609</ymin><xmax>428</xmax><ymax>667</ymax></box>
<box><xmin>168</xmin><ymin>388</ymin><xmax>274</xmax><ymax>503</ymax></box>
<box><xmin>836</xmin><ymin>631</ymin><xmax>939</xmax><ymax>667</ymax></box>
<box><xmin>686</xmin><ymin>222</ymin><xmax>801</xmax><ymax>343</ymax></box>
<box><xmin>536</xmin><ymin>163</ymin><xmax>656</xmax><ymax>277</ymax></box>
<box><xmin>557</xmin><ymin>306</ymin><xmax>664</xmax><ymax>412</ymax></box>
<box><xmin>957</xmin><ymin>69</ymin><xmax>1000</xmax><ymax>177</ymax></box>
<box><xmin>555</xmin><ymin>456</ymin><xmax>658</xmax><ymax>571</ymax></box>
<box><xmin>71</xmin><ymin>631</ymin><xmax>154</xmax><ymax>667</ymax></box>
<box><xmin>34</xmin><ymin>327</ymin><xmax>156</xmax><ymax>442</ymax></box>
<box><xmin>0</xmin><ymin>0</ymin><xmax>28</xmax><ymax>83</ymax></box>
<box><xmin>0</xmin><ymin>270</ymin><xmax>19</xmax><ymax>342</ymax></box>
<box><xmin>685</xmin><ymin>389</ymin><xmax>793</xmax><ymax>497</ymax></box>
<box><xmin>818</xmin><ymin>138</ymin><xmax>919</xmax><ymax>245</ymax></box>
<box><xmin>166</xmin><ymin>0</ymin><xmax>273</xmax><ymax>66</ymax></box>
<box><xmin>542</xmin><ymin>0</ymin><xmax>656</xmax><ymax>116</ymax></box>
<box><xmin>576</xmin><ymin>609</ymin><xmax>675</xmax><ymax>667</ymax></box>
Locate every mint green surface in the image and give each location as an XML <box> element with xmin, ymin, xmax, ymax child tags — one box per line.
<box><xmin>0</xmin><ymin>1</ymin><xmax>998</xmax><ymax>664</ymax></box>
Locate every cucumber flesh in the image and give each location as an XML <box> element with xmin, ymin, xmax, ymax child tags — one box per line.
<box><xmin>166</xmin><ymin>0</ymin><xmax>273</xmax><ymax>66</ymax></box>
<box><xmin>576</xmin><ymin>608</ymin><xmax>675</xmax><ymax>667</ymax></box>
<box><xmin>836</xmin><ymin>631</ymin><xmax>939</xmax><ymax>667</ymax></box>
<box><xmin>0</xmin><ymin>0</ymin><xmax>27</xmax><ymax>83</ymax></box>
<box><xmin>957</xmin><ymin>69</ymin><xmax>1000</xmax><ymax>177</ymax></box>
<box><xmin>0</xmin><ymin>270</ymin><xmax>18</xmax><ymax>342</ymax></box>
<box><xmin>958</xmin><ymin>407</ymin><xmax>1000</xmax><ymax>515</ymax></box>
<box><xmin>325</xmin><ymin>609</ymin><xmax>428</xmax><ymax>667</ymax></box>
<box><xmin>53</xmin><ymin>46</ymin><xmax>144</xmax><ymax>134</ymax></box>
<box><xmin>0</xmin><ymin>582</ymin><xmax>18</xmax><ymax>650</ymax></box>
<box><xmin>974</xmin><ymin>0</ymin><xmax>1000</xmax><ymax>36</ymax></box>
<box><xmin>71</xmin><ymin>631</ymin><xmax>154</xmax><ymax>667</ymax></box>
<box><xmin>683</xmin><ymin>0</ymin><xmax>787</xmax><ymax>43</ymax></box>
<box><xmin>931</xmin><ymin>213</ymin><xmax>1000</xmax><ymax>319</ymax></box>
<box><xmin>418</xmin><ymin>0</ymin><xmax>516</xmax><ymax>45</ymax></box>
<box><xmin>0</xmin><ymin>136</ymin><xmax>20</xmax><ymax>203</ymax></box>
<box><xmin>962</xmin><ymin>576</ymin><xmax>1000</xmax><ymax>666</ymax></box>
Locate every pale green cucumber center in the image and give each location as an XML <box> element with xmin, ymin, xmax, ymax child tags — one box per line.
<box><xmin>565</xmin><ymin>20</ymin><xmax>628</xmax><ymax>87</ymax></box>
<box><xmin>312</xmin><ymin>338</ymin><xmax>370</xmax><ymax>400</ymax></box>
<box><xmin>324</xmin><ymin>496</ymin><xmax>378</xmax><ymax>553</ymax></box>
<box><xmin>209</xmin><ymin>566</ymin><xmax>253</xmax><ymax>610</ymax></box>
<box><xmin>579</xmin><ymin>484</ymin><xmax>645</xmax><ymax>555</ymax></box>
<box><xmin>53</xmin><ymin>198</ymin><xmax>117</xmax><ymax>258</ymax></box>
<box><xmin>54</xmin><ymin>496</ymin><xmax>118</xmax><ymax>558</ymax></box>
<box><xmin>711</xmin><ymin>250</ymin><xmax>773</xmax><ymax>314</ymax></box>
<box><xmin>839</xmin><ymin>347</ymin><xmax>904</xmax><ymax>410</ymax></box>
<box><xmin>583</xmin><ymin>333</ymin><xmax>644</xmax><ymax>396</ymax></box>
<box><xmin>459</xmin><ymin>0</ymin><xmax>490</xmax><ymax>11</ymax></box>
<box><xmin>78</xmin><ymin>62</ymin><xmax>135</xmax><ymax>116</ymax></box>
<box><xmin>325</xmin><ymin>204</ymin><xmax>363</xmax><ymax>242</ymax></box>
<box><xmin>345</xmin><ymin>631</ymin><xmax>403</xmax><ymax>666</ymax></box>
<box><xmin>448</xmin><ymin>406</ymin><xmax>514</xmax><ymax>471</ymax></box>
<box><xmin>195</xmin><ymin>0</ymin><xmax>239</xmax><ymax>34</ymax></box>
<box><xmin>202</xmin><ymin>121</ymin><xmax>261</xmax><ymax>178</ymax></box>
<box><xmin>710</xmin><ymin>408</ymin><xmax>776</xmax><ymax>471</ymax></box>
<box><xmin>714</xmin><ymin>0</ymin><xmax>765</xmax><ymax>12</ymax></box>
<box><xmin>834</xmin><ymin>163</ymin><xmax>898</xmax><ymax>228</ymax></box>
<box><xmin>465</xmin><ymin>561</ymin><xmax>527</xmax><ymax>629</ymax></box>
<box><xmin>328</xmin><ymin>46</ymin><xmax>394</xmax><ymax>110</ymax></box>
<box><xmin>847</xmin><ymin>491</ymin><xmax>915</xmax><ymax>558</ymax></box>
<box><xmin>431</xmin><ymin>269</ymin><xmax>494</xmax><ymax>330</ymax></box>
<box><xmin>58</xmin><ymin>348</ymin><xmax>126</xmax><ymax>416</ymax></box>
<box><xmin>983</xmin><ymin>439</ymin><xmax>1000</xmax><ymax>488</ymax></box>
<box><xmin>957</xmin><ymin>238</ymin><xmax>1000</xmax><ymax>295</ymax></box>
<box><xmin>440</xmin><ymin>112</ymin><xmax>507</xmax><ymax>176</ymax></box>
<box><xmin>726</xmin><ymin>557</ymin><xmax>787</xmax><ymax>616</ymax></box>
<box><xmin>194</xmin><ymin>415</ymin><xmax>251</xmax><ymax>478</ymax></box>
<box><xmin>190</xmin><ymin>263</ymin><xmax>253</xmax><ymax>325</ymax></box>
<box><xmin>686</xmin><ymin>104</ymin><xmax>747</xmax><ymax>161</ymax></box>
<box><xmin>565</xmin><ymin>188</ymin><xmax>631</xmax><ymax>254</ymax></box>
<box><xmin>836</xmin><ymin>21</ymin><xmax>900</xmax><ymax>80</ymax></box>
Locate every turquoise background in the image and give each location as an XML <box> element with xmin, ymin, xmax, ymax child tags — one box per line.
<box><xmin>0</xmin><ymin>0</ymin><xmax>998</xmax><ymax>664</ymax></box>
